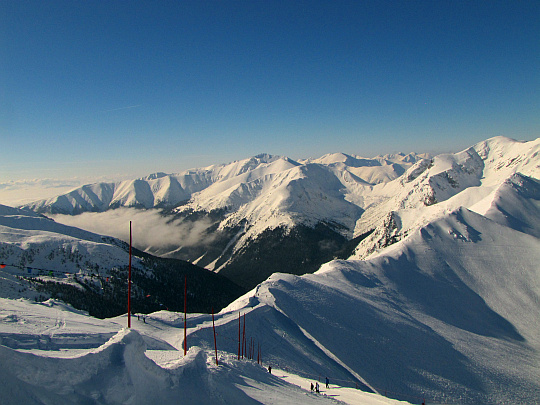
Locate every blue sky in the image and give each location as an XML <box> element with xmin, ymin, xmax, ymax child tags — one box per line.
<box><xmin>1</xmin><ymin>0</ymin><xmax>539</xmax><ymax>182</ymax></box>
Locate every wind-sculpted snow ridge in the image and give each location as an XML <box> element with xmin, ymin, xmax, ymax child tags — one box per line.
<box><xmin>212</xmin><ymin>206</ymin><xmax>540</xmax><ymax>405</ymax></box>
<box><xmin>0</xmin><ymin>309</ymin><xmax>410</xmax><ymax>405</ymax></box>
<box><xmin>1</xmin><ymin>328</ymin><xmax>239</xmax><ymax>405</ymax></box>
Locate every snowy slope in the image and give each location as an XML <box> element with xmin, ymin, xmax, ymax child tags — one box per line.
<box><xmin>481</xmin><ymin>173</ymin><xmax>540</xmax><ymax>238</ymax></box>
<box><xmin>0</xmin><ymin>204</ymin><xmax>135</xmax><ymax>298</ymax></box>
<box><xmin>0</xmin><ymin>298</ymin><xmax>409</xmax><ymax>405</ymax></box>
<box><xmin>210</xmin><ymin>206</ymin><xmax>540</xmax><ymax>405</ymax></box>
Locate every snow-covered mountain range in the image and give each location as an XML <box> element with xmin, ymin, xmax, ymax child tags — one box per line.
<box><xmin>21</xmin><ymin>136</ymin><xmax>540</xmax><ymax>291</ymax></box>
<box><xmin>2</xmin><ymin>135</ymin><xmax>539</xmax><ymax>404</ymax></box>
<box><xmin>22</xmin><ymin>152</ymin><xmax>425</xmax><ymax>216</ymax></box>
<box><xmin>21</xmin><ymin>151</ymin><xmax>429</xmax><ymax>288</ymax></box>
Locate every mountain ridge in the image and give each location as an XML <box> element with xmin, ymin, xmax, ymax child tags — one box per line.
<box><xmin>213</xmin><ymin>203</ymin><xmax>540</xmax><ymax>404</ymax></box>
<box><xmin>18</xmin><ymin>136</ymin><xmax>540</xmax><ymax>289</ymax></box>
<box><xmin>21</xmin><ymin>152</ymin><xmax>426</xmax><ymax>216</ymax></box>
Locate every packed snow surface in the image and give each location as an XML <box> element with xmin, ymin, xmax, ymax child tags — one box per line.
<box><xmin>0</xmin><ymin>298</ymin><xmax>409</xmax><ymax>405</ymax></box>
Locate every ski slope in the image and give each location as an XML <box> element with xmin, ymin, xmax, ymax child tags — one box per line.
<box><xmin>211</xmin><ymin>207</ymin><xmax>540</xmax><ymax>404</ymax></box>
<box><xmin>0</xmin><ymin>298</ymin><xmax>409</xmax><ymax>405</ymax></box>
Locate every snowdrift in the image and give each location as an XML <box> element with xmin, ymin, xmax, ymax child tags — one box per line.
<box><xmin>1</xmin><ymin>328</ymin><xmax>275</xmax><ymax>405</ymax></box>
<box><xmin>0</xmin><ymin>308</ymin><xmax>408</xmax><ymax>405</ymax></box>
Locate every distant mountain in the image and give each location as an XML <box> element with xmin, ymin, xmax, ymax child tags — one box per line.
<box><xmin>20</xmin><ymin>137</ymin><xmax>539</xmax><ymax>290</ymax></box>
<box><xmin>22</xmin><ymin>152</ymin><xmax>424</xmax><ymax>215</ymax></box>
<box><xmin>0</xmin><ymin>205</ymin><xmax>245</xmax><ymax>317</ymax></box>
<box><xmin>21</xmin><ymin>152</ymin><xmax>427</xmax><ymax>289</ymax></box>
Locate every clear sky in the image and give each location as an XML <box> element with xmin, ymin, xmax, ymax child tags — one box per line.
<box><xmin>1</xmin><ymin>0</ymin><xmax>539</xmax><ymax>184</ymax></box>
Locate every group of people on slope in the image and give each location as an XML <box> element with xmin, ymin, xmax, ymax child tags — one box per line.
<box><xmin>267</xmin><ymin>365</ymin><xmax>330</xmax><ymax>394</ymax></box>
<box><xmin>310</xmin><ymin>377</ymin><xmax>329</xmax><ymax>394</ymax></box>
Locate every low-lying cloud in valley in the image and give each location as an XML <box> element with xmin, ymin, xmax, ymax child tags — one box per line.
<box><xmin>52</xmin><ymin>208</ymin><xmax>216</xmax><ymax>253</ymax></box>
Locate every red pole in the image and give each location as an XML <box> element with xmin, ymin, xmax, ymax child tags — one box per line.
<box><xmin>184</xmin><ymin>275</ymin><xmax>187</xmax><ymax>356</ymax></box>
<box><xmin>238</xmin><ymin>312</ymin><xmax>241</xmax><ymax>360</ymax></box>
<box><xmin>212</xmin><ymin>307</ymin><xmax>218</xmax><ymax>366</ymax></box>
<box><xmin>128</xmin><ymin>221</ymin><xmax>132</xmax><ymax>329</ymax></box>
<box><xmin>242</xmin><ymin>314</ymin><xmax>246</xmax><ymax>359</ymax></box>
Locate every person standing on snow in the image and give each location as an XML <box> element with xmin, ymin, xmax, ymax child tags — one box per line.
<box><xmin>310</xmin><ymin>382</ymin><xmax>314</xmax><ymax>391</ymax></box>
<box><xmin>315</xmin><ymin>382</ymin><xmax>319</xmax><ymax>393</ymax></box>
<box><xmin>326</xmin><ymin>376</ymin><xmax>329</xmax><ymax>388</ymax></box>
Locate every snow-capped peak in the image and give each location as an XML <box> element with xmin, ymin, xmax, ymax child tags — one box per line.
<box><xmin>351</xmin><ymin>136</ymin><xmax>540</xmax><ymax>259</ymax></box>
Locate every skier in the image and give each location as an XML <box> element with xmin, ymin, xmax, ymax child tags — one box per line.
<box><xmin>310</xmin><ymin>382</ymin><xmax>314</xmax><ymax>391</ymax></box>
<box><xmin>326</xmin><ymin>376</ymin><xmax>329</xmax><ymax>388</ymax></box>
<box><xmin>315</xmin><ymin>382</ymin><xmax>319</xmax><ymax>393</ymax></box>
<box><xmin>268</xmin><ymin>365</ymin><xmax>272</xmax><ymax>374</ymax></box>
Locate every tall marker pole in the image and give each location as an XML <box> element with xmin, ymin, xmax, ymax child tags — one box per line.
<box><xmin>212</xmin><ymin>307</ymin><xmax>218</xmax><ymax>366</ymax></box>
<box><xmin>238</xmin><ymin>312</ymin><xmax>241</xmax><ymax>359</ymax></box>
<box><xmin>128</xmin><ymin>221</ymin><xmax>132</xmax><ymax>329</ymax></box>
<box><xmin>184</xmin><ymin>274</ymin><xmax>187</xmax><ymax>356</ymax></box>
<box><xmin>242</xmin><ymin>314</ymin><xmax>246</xmax><ymax>359</ymax></box>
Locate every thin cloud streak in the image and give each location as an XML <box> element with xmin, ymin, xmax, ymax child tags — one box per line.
<box><xmin>102</xmin><ymin>104</ymin><xmax>143</xmax><ymax>113</ymax></box>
